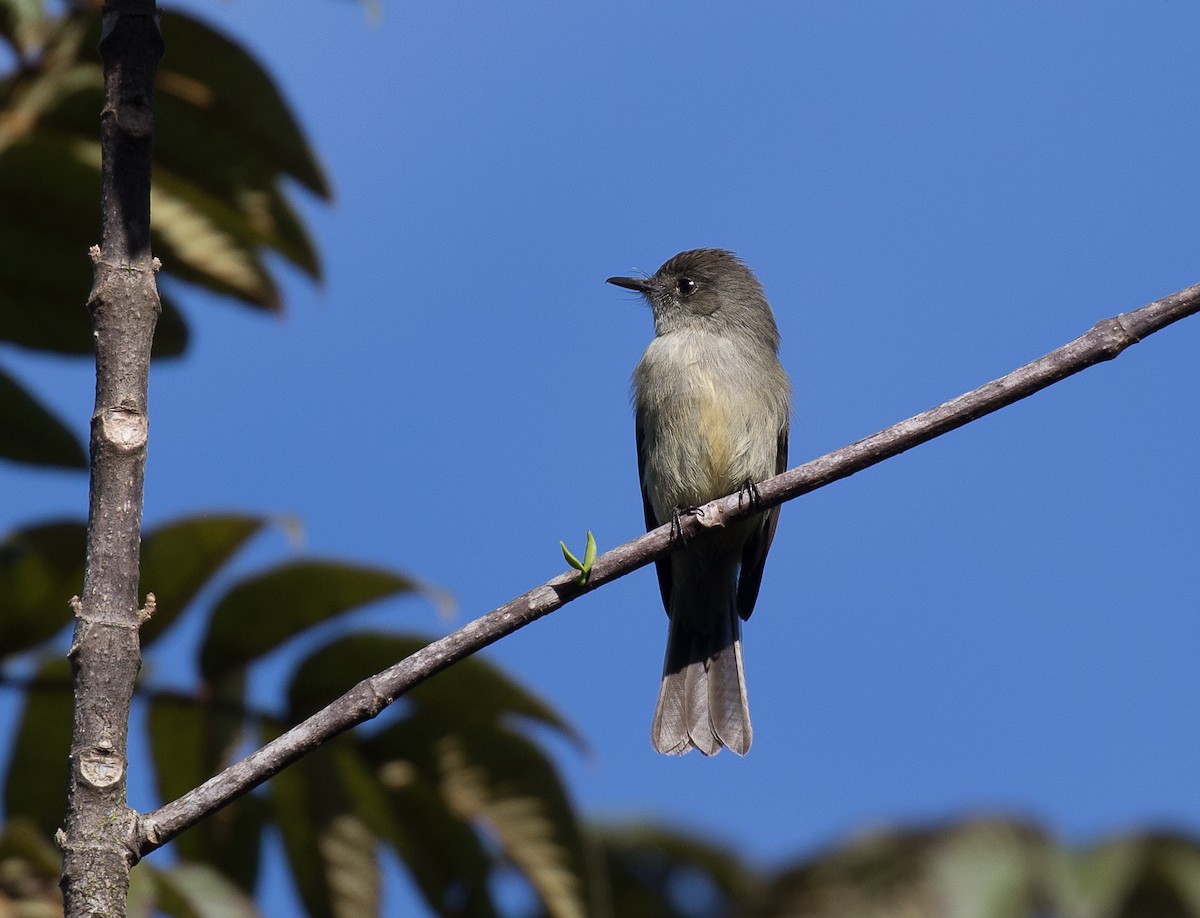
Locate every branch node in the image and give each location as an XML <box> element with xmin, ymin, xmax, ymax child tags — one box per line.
<box><xmin>1090</xmin><ymin>316</ymin><xmax>1138</xmax><ymax>359</ymax></box>
<box><xmin>95</xmin><ymin>405</ymin><xmax>148</xmax><ymax>452</ymax></box>
<box><xmin>138</xmin><ymin>592</ymin><xmax>157</xmax><ymax>624</ymax></box>
<box><xmin>115</xmin><ymin>99</ymin><xmax>154</xmax><ymax>138</ymax></box>
<box><xmin>139</xmin><ymin>814</ymin><xmax>163</xmax><ymax>846</ymax></box>
<box><xmin>1111</xmin><ymin>312</ymin><xmax>1143</xmax><ymax>344</ymax></box>
<box><xmin>89</xmin><ymin>250</ymin><xmax>160</xmax><ymax>275</ymax></box>
<box><xmin>693</xmin><ymin>504</ymin><xmax>726</xmax><ymax>530</ymax></box>
<box><xmin>360</xmin><ymin>676</ymin><xmax>391</xmax><ymax>714</ymax></box>
<box><xmin>79</xmin><ymin>744</ymin><xmax>124</xmax><ymax>789</ymax></box>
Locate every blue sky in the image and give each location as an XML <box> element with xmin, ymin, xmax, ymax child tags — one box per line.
<box><xmin>4</xmin><ymin>1</ymin><xmax>1200</xmax><ymax>912</ymax></box>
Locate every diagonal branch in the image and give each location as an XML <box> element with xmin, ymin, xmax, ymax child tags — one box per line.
<box><xmin>136</xmin><ymin>279</ymin><xmax>1200</xmax><ymax>856</ymax></box>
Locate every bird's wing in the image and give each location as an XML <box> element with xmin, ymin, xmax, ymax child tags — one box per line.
<box><xmin>637</xmin><ymin>420</ymin><xmax>673</xmax><ymax>615</ymax></box>
<box><xmin>736</xmin><ymin>426</ymin><xmax>788</xmax><ymax>621</ymax></box>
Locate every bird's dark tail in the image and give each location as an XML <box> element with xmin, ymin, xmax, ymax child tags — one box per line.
<box><xmin>651</xmin><ymin>566</ymin><xmax>751</xmax><ymax>756</ymax></box>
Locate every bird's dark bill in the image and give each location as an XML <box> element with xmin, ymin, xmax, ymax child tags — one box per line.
<box><xmin>607</xmin><ymin>275</ymin><xmax>651</xmax><ymax>293</ymax></box>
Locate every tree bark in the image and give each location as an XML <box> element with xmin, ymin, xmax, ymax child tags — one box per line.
<box><xmin>59</xmin><ymin>2</ymin><xmax>163</xmax><ymax>915</ymax></box>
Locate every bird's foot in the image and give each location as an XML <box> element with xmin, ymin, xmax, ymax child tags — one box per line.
<box><xmin>737</xmin><ymin>478</ymin><xmax>762</xmax><ymax>511</ymax></box>
<box><xmin>670</xmin><ymin>505</ymin><xmax>703</xmax><ymax>543</ymax></box>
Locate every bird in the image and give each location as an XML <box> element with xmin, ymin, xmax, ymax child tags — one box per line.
<box><xmin>607</xmin><ymin>248</ymin><xmax>791</xmax><ymax>755</ymax></box>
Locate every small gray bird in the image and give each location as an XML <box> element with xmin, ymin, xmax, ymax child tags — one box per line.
<box><xmin>607</xmin><ymin>249</ymin><xmax>791</xmax><ymax>756</ymax></box>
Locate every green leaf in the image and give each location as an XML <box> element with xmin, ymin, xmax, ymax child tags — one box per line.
<box><xmin>582</xmin><ymin>530</ymin><xmax>597</xmax><ymax>571</ymax></box>
<box><xmin>0</xmin><ymin>5</ymin><xmax>328</xmax><ymax>352</ymax></box>
<box><xmin>152</xmin><ymin>863</ymin><xmax>266</xmax><ymax>918</ymax></box>
<box><xmin>283</xmin><ymin>633</ymin><xmax>582</xmax><ymax>913</ymax></box>
<box><xmin>1061</xmin><ymin>834</ymin><xmax>1142</xmax><ymax>915</ymax></box>
<box><xmin>136</xmin><ymin>8</ymin><xmax>328</xmax><ymax>306</ymax></box>
<box><xmin>199</xmin><ymin>561</ymin><xmax>427</xmax><ymax>680</ymax></box>
<box><xmin>591</xmin><ymin>823</ymin><xmax>752</xmax><ymax>917</ymax></box>
<box><xmin>0</xmin><ymin>816</ymin><xmax>61</xmax><ymax>880</ymax></box>
<box><xmin>0</xmin><ymin>519</ymin><xmax>85</xmax><ymax>657</ymax></box>
<box><xmin>560</xmin><ymin>531</ymin><xmax>598</xmax><ymax>586</ymax></box>
<box><xmin>0</xmin><ymin>130</ymin><xmax>188</xmax><ymax>357</ymax></box>
<box><xmin>146</xmin><ymin>691</ymin><xmax>265</xmax><ymax>893</ymax></box>
<box><xmin>139</xmin><ymin>514</ymin><xmax>267</xmax><ymax>647</ymax></box>
<box><xmin>427</xmin><ymin>721</ymin><xmax>600</xmax><ymax>918</ymax></box>
<box><xmin>145</xmin><ymin>670</ymin><xmax>251</xmax><ymax>802</ymax></box>
<box><xmin>150</xmin><ymin>169</ymin><xmax>283</xmax><ymax>309</ymax></box>
<box><xmin>1066</xmin><ymin>832</ymin><xmax>1200</xmax><ymax>916</ymax></box>
<box><xmin>318</xmin><ymin>809</ymin><xmax>380</xmax><ymax>918</ymax></box>
<box><xmin>285</xmin><ymin>632</ymin><xmax>581</xmax><ymax>748</ymax></box>
<box><xmin>1147</xmin><ymin>834</ymin><xmax>1200</xmax><ymax>911</ymax></box>
<box><xmin>0</xmin><ymin>818</ymin><xmax>62</xmax><ymax>915</ymax></box>
<box><xmin>926</xmin><ymin>819</ymin><xmax>1058</xmax><ymax>917</ymax></box>
<box><xmin>126</xmin><ymin>862</ymin><xmax>159</xmax><ymax>918</ymax></box>
<box><xmin>267</xmin><ymin>735</ymin><xmax>367</xmax><ymax>918</ymax></box>
<box><xmin>207</xmin><ymin>670</ymin><xmax>253</xmax><ymax>793</ymax></box>
<box><xmin>269</xmin><ymin>756</ymin><xmax>332</xmax><ymax>918</ymax></box>
<box><xmin>743</xmin><ymin>817</ymin><xmax>1132</xmax><ymax>918</ymax></box>
<box><xmin>368</xmin><ymin>714</ymin><xmax>599</xmax><ymax>918</ymax></box>
<box><xmin>147</xmin><ymin>692</ymin><xmax>212</xmax><ymax>805</ymax></box>
<box><xmin>0</xmin><ymin>363</ymin><xmax>86</xmax><ymax>468</ymax></box>
<box><xmin>3</xmin><ymin>658</ymin><xmax>72</xmax><ymax>838</ymax></box>
<box><xmin>560</xmin><ymin>541</ymin><xmax>582</xmax><ymax>571</ymax></box>
<box><xmin>0</xmin><ymin>0</ymin><xmax>45</xmax><ymax>51</ymax></box>
<box><xmin>151</xmin><ymin>11</ymin><xmax>329</xmax><ymax>201</ymax></box>
<box><xmin>339</xmin><ymin>738</ymin><xmax>499</xmax><ymax>918</ymax></box>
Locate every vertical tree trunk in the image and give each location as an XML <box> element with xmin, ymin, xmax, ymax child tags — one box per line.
<box><xmin>59</xmin><ymin>3</ymin><xmax>163</xmax><ymax>915</ymax></box>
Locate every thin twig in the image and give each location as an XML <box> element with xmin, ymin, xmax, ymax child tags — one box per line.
<box><xmin>137</xmin><ymin>280</ymin><xmax>1200</xmax><ymax>856</ymax></box>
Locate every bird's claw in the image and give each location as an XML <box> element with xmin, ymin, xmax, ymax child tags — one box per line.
<box><xmin>670</xmin><ymin>505</ymin><xmax>703</xmax><ymax>543</ymax></box>
<box><xmin>737</xmin><ymin>478</ymin><xmax>762</xmax><ymax>510</ymax></box>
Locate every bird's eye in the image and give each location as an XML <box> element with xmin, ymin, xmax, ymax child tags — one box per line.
<box><xmin>677</xmin><ymin>277</ymin><xmax>697</xmax><ymax>298</ymax></box>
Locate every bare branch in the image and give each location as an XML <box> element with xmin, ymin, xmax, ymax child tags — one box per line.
<box><xmin>137</xmin><ymin>280</ymin><xmax>1200</xmax><ymax>857</ymax></box>
<box><xmin>61</xmin><ymin>2</ymin><xmax>163</xmax><ymax>914</ymax></box>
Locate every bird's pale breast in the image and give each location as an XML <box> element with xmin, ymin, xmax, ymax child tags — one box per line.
<box><xmin>635</xmin><ymin>329</ymin><xmax>782</xmax><ymax>522</ymax></box>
